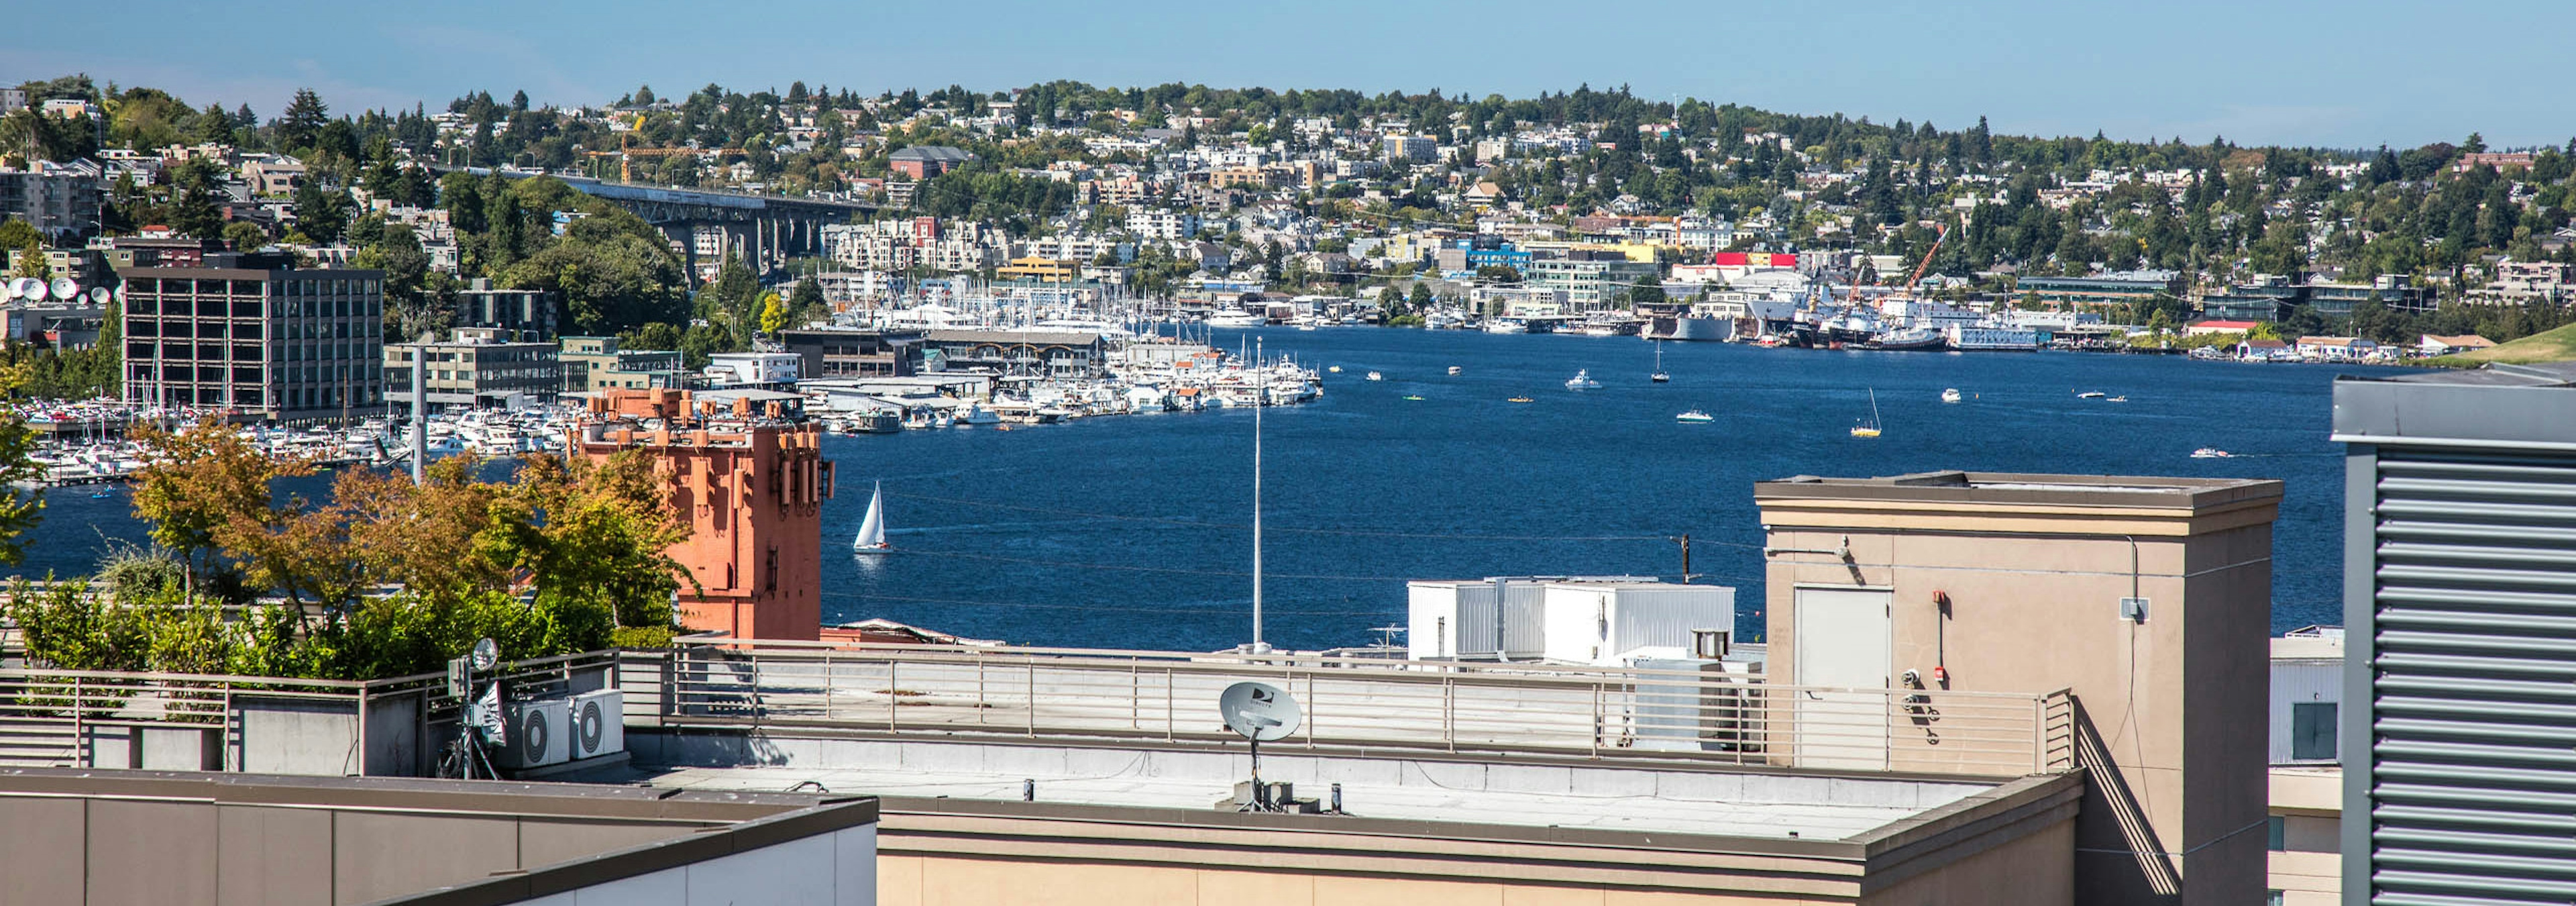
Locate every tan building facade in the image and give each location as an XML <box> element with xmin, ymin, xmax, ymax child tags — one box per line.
<box><xmin>1754</xmin><ymin>472</ymin><xmax>2282</xmax><ymax>906</ymax></box>
<box><xmin>864</xmin><ymin>778</ymin><xmax>2081</xmax><ymax>906</ymax></box>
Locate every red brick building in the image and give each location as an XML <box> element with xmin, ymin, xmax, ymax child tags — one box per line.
<box><xmin>888</xmin><ymin>145</ymin><xmax>973</xmax><ymax>179</ymax></box>
<box><xmin>573</xmin><ymin>389</ymin><xmax>835</xmax><ymax>641</ymax></box>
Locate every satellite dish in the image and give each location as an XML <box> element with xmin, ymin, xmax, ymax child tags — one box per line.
<box><xmin>1219</xmin><ymin>681</ymin><xmax>1301</xmax><ymax>742</ymax></box>
<box><xmin>470</xmin><ymin>637</ymin><xmax>500</xmax><ymax>671</ymax></box>
<box><xmin>10</xmin><ymin>278</ymin><xmax>41</xmax><ymax>300</ymax></box>
<box><xmin>87</xmin><ymin>287</ymin><xmax>108</xmax><ymax>305</ymax></box>
<box><xmin>49</xmin><ymin>277</ymin><xmax>76</xmax><ymax>301</ymax></box>
<box><xmin>0</xmin><ymin>282</ymin><xmax>15</xmax><ymax>301</ymax></box>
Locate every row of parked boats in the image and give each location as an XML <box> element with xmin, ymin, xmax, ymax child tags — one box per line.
<box><xmin>13</xmin><ymin>407</ymin><xmax>578</xmax><ymax>488</ymax></box>
<box><xmin>810</xmin><ymin>350</ymin><xmax>1325</xmax><ymax>435</ymax></box>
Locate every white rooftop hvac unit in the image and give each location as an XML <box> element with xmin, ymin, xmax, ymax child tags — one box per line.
<box><xmin>1407</xmin><ymin>576</ymin><xmax>1737</xmax><ymax>667</ymax></box>
<box><xmin>493</xmin><ymin>698</ymin><xmax>571</xmax><ymax>769</ymax></box>
<box><xmin>570</xmin><ymin>689</ymin><xmax>625</xmax><ymax>760</ymax></box>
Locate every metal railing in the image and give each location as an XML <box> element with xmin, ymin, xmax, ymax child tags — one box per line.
<box><xmin>637</xmin><ymin>642</ymin><xmax>2078</xmax><ymax>778</ymax></box>
<box><xmin>0</xmin><ymin>650</ymin><xmax>623</xmax><ymax>774</ymax></box>
<box><xmin>0</xmin><ymin>642</ymin><xmax>2079</xmax><ymax>780</ymax></box>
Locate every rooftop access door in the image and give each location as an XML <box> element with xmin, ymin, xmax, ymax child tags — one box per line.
<box><xmin>1793</xmin><ymin>586</ymin><xmax>1892</xmax><ymax>770</ymax></box>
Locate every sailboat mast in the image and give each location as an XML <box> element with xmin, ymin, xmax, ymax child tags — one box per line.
<box><xmin>1251</xmin><ymin>336</ymin><xmax>1267</xmax><ymax>653</ymax></box>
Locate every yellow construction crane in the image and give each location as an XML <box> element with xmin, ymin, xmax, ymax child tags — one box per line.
<box><xmin>582</xmin><ymin>138</ymin><xmax>746</xmax><ymax>183</ymax></box>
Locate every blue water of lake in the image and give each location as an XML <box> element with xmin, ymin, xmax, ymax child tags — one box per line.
<box><xmin>17</xmin><ymin>328</ymin><xmax>2395</xmax><ymax>652</ymax></box>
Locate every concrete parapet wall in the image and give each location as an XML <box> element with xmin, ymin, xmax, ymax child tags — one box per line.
<box><xmin>630</xmin><ymin>730</ymin><xmax>1991</xmax><ymax>811</ymax></box>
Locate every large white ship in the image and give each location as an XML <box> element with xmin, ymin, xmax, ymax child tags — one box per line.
<box><xmin>1945</xmin><ymin>323</ymin><xmax>2043</xmax><ymax>351</ymax></box>
<box><xmin>1640</xmin><ymin>315</ymin><xmax>1733</xmax><ymax>342</ymax></box>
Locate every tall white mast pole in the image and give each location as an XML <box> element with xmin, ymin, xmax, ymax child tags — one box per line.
<box><xmin>1251</xmin><ymin>336</ymin><xmax>1267</xmax><ymax>653</ymax></box>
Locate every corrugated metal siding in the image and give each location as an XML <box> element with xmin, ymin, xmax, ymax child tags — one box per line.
<box><xmin>1499</xmin><ymin>581</ymin><xmax>1546</xmax><ymax>658</ymax></box>
<box><xmin>1611</xmin><ymin>587</ymin><xmax>1737</xmax><ymax>660</ymax></box>
<box><xmin>2368</xmin><ymin>450</ymin><xmax>2576</xmax><ymax>905</ymax></box>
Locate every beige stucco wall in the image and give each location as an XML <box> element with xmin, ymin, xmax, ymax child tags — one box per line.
<box><xmin>1858</xmin><ymin>818</ymin><xmax>2073</xmax><ymax>906</ymax></box>
<box><xmin>1758</xmin><ymin>484</ymin><xmax>2275</xmax><ymax>906</ymax></box>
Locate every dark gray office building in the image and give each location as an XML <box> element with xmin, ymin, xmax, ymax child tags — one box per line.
<box><xmin>2332</xmin><ymin>362</ymin><xmax>2576</xmax><ymax>905</ymax></box>
<box><xmin>121</xmin><ymin>252</ymin><xmax>386</xmax><ymax>421</ymax></box>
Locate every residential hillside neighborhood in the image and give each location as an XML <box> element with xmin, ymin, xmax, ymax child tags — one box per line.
<box><xmin>4</xmin><ymin>73</ymin><xmax>2575</xmax><ymax>409</ymax></box>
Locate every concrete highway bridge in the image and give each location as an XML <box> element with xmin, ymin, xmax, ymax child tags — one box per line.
<box><xmin>441</xmin><ymin>167</ymin><xmax>876</xmax><ymax>276</ymax></box>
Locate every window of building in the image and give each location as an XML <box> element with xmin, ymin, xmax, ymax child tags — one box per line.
<box><xmin>2266</xmin><ymin>815</ymin><xmax>2285</xmax><ymax>851</ymax></box>
<box><xmin>2292</xmin><ymin>702</ymin><xmax>2337</xmax><ymax>761</ymax></box>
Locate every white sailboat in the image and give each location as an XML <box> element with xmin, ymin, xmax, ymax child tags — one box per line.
<box><xmin>853</xmin><ymin>482</ymin><xmax>890</xmax><ymax>554</ymax></box>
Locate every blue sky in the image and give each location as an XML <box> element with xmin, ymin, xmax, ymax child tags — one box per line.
<box><xmin>7</xmin><ymin>0</ymin><xmax>2565</xmax><ymax>150</ymax></box>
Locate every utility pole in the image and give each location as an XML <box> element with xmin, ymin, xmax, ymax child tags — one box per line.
<box><xmin>1674</xmin><ymin>534</ymin><xmax>1696</xmax><ymax>584</ymax></box>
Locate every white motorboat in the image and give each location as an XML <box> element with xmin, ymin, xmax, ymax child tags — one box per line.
<box><xmin>2192</xmin><ymin>448</ymin><xmax>2233</xmax><ymax>459</ymax></box>
<box><xmin>1365</xmin><ymin>371</ymin><xmax>1383</xmax><ymax>381</ymax></box>
<box><xmin>1941</xmin><ymin>388</ymin><xmax>1963</xmax><ymax>403</ymax></box>
<box><xmin>853</xmin><ymin>482</ymin><xmax>890</xmax><ymax>553</ymax></box>
<box><xmin>1675</xmin><ymin>410</ymin><xmax>1715</xmax><ymax>423</ymax></box>
<box><xmin>1484</xmin><ymin>318</ymin><xmax>1529</xmax><ymax>334</ymax></box>
<box><xmin>1564</xmin><ymin>369</ymin><xmax>1601</xmax><ymax>390</ymax></box>
<box><xmin>1206</xmin><ymin>311</ymin><xmax>1265</xmax><ymax>328</ymax></box>
<box><xmin>1447</xmin><ymin>366</ymin><xmax>1462</xmax><ymax>376</ymax></box>
<box><xmin>2077</xmin><ymin>391</ymin><xmax>2107</xmax><ymax>399</ymax></box>
<box><xmin>958</xmin><ymin>403</ymin><xmax>1002</xmax><ymax>425</ymax></box>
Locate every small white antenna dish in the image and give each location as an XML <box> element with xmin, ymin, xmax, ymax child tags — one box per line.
<box><xmin>1220</xmin><ymin>681</ymin><xmax>1301</xmax><ymax>742</ymax></box>
<box><xmin>49</xmin><ymin>277</ymin><xmax>76</xmax><ymax>301</ymax></box>
<box><xmin>86</xmin><ymin>287</ymin><xmax>108</xmax><ymax>305</ymax></box>
<box><xmin>1220</xmin><ymin>681</ymin><xmax>1303</xmax><ymax>812</ymax></box>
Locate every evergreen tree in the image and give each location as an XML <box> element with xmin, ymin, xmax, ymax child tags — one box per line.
<box><xmin>167</xmin><ymin>159</ymin><xmax>224</xmax><ymax>240</ymax></box>
<box><xmin>278</xmin><ymin>89</ymin><xmax>329</xmax><ymax>153</ymax></box>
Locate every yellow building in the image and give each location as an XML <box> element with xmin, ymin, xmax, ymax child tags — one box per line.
<box><xmin>996</xmin><ymin>256</ymin><xmax>1080</xmax><ymax>283</ymax></box>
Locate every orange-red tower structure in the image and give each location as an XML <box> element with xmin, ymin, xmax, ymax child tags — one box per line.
<box><xmin>573</xmin><ymin>389</ymin><xmax>834</xmax><ymax>641</ymax></box>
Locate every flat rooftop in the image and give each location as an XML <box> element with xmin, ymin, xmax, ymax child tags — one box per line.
<box><xmin>2333</xmin><ymin>363</ymin><xmax>2576</xmax><ymax>450</ymax></box>
<box><xmin>1756</xmin><ymin>470</ymin><xmax>2284</xmax><ymax>510</ymax></box>
<box><xmin>627</xmin><ymin>737</ymin><xmax>1998</xmax><ymax>843</ymax></box>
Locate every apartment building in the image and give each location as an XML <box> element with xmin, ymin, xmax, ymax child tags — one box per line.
<box><xmin>453</xmin><ymin>276</ymin><xmax>557</xmax><ymax>342</ymax></box>
<box><xmin>120</xmin><ymin>252</ymin><xmax>386</xmax><ymax>421</ymax></box>
<box><xmin>0</xmin><ymin>160</ymin><xmax>104</xmax><ymax>241</ymax></box>
<box><xmin>1525</xmin><ymin>251</ymin><xmax>1662</xmax><ymax>312</ymax></box>
<box><xmin>777</xmin><ymin>327</ymin><xmax>923</xmax><ymax>379</ymax></box>
<box><xmin>386</xmin><ymin>327</ymin><xmax>561</xmax><ymax>412</ymax></box>
<box><xmin>559</xmin><ymin>336</ymin><xmax>684</xmax><ymax>393</ymax></box>
<box><xmin>1382</xmin><ymin>134</ymin><xmax>1436</xmax><ymax>164</ymax></box>
<box><xmin>1124</xmin><ymin>209</ymin><xmax>1201</xmax><ymax>240</ymax></box>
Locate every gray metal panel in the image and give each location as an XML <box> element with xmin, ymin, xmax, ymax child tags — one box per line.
<box><xmin>2357</xmin><ymin>446</ymin><xmax>2576</xmax><ymax>905</ymax></box>
<box><xmin>2344</xmin><ymin>444</ymin><xmax>2378</xmax><ymax>906</ymax></box>
<box><xmin>2333</xmin><ymin>376</ymin><xmax>2576</xmax><ymax>452</ymax></box>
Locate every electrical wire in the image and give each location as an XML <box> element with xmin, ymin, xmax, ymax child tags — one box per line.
<box><xmin>883</xmin><ymin>490</ymin><xmax>1696</xmax><ymax>542</ymax></box>
<box><xmin>816</xmin><ymin>589</ymin><xmax>1391</xmax><ymax>617</ymax></box>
